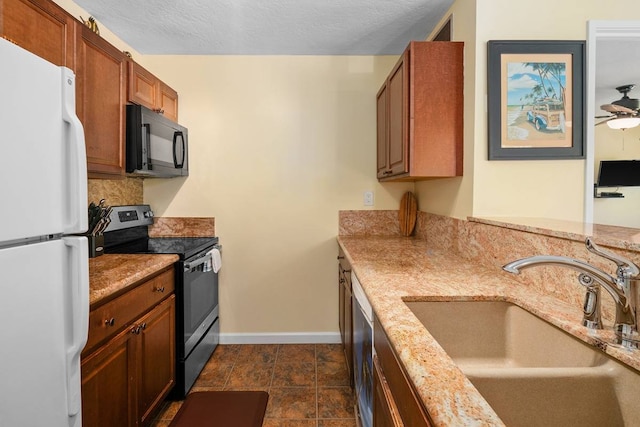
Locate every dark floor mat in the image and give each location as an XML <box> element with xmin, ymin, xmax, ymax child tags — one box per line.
<box><xmin>169</xmin><ymin>391</ymin><xmax>269</xmax><ymax>427</ymax></box>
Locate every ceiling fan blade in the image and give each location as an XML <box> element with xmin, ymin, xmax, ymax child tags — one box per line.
<box><xmin>600</xmin><ymin>103</ymin><xmax>635</xmax><ymax>114</ymax></box>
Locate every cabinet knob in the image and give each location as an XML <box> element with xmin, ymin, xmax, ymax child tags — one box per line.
<box><xmin>337</xmin><ymin>255</ymin><xmax>344</xmax><ymax>260</ymax></box>
<box><xmin>130</xmin><ymin>322</ymin><xmax>148</xmax><ymax>335</ymax></box>
<box><xmin>155</xmin><ymin>286</ymin><xmax>165</xmax><ymax>293</ymax></box>
<box><xmin>383</xmin><ymin>170</ymin><xmax>393</xmax><ymax>175</ymax></box>
<box><xmin>104</xmin><ymin>318</ymin><xmax>115</xmax><ymax>327</ymax></box>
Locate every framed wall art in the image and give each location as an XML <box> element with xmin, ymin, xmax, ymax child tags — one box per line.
<box><xmin>487</xmin><ymin>40</ymin><xmax>585</xmax><ymax>160</ymax></box>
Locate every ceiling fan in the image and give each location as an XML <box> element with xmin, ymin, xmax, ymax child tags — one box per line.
<box><xmin>596</xmin><ymin>84</ymin><xmax>640</xmax><ymax>129</ymax></box>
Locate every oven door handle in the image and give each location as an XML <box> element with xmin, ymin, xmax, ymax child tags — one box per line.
<box><xmin>184</xmin><ymin>245</ymin><xmax>221</xmax><ymax>272</ymax></box>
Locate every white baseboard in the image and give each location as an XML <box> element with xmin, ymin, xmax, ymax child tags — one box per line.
<box><xmin>219</xmin><ymin>332</ymin><xmax>341</xmax><ymax>345</ymax></box>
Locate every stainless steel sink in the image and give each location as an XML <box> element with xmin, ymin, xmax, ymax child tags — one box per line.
<box><xmin>405</xmin><ymin>300</ymin><xmax>640</xmax><ymax>426</ymax></box>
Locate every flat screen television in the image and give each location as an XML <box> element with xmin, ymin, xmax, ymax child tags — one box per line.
<box><xmin>597</xmin><ymin>160</ymin><xmax>640</xmax><ymax>187</ymax></box>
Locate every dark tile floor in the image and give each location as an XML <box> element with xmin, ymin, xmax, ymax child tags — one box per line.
<box><xmin>151</xmin><ymin>344</ymin><xmax>356</xmax><ymax>427</ymax></box>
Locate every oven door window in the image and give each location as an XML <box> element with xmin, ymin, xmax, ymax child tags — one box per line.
<box><xmin>183</xmin><ymin>264</ymin><xmax>218</xmax><ymax>352</ymax></box>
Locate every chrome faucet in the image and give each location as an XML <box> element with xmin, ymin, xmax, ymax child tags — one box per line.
<box><xmin>503</xmin><ymin>237</ymin><xmax>640</xmax><ymax>349</ymax></box>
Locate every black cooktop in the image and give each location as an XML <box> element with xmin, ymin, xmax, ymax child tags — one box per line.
<box><xmin>106</xmin><ymin>236</ymin><xmax>219</xmax><ymax>260</ymax></box>
<box><xmin>102</xmin><ymin>205</ymin><xmax>219</xmax><ymax>260</ymax></box>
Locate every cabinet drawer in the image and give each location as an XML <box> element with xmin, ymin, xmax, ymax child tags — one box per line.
<box><xmin>85</xmin><ymin>268</ymin><xmax>174</xmax><ymax>353</ymax></box>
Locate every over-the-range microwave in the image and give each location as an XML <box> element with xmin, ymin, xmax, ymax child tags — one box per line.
<box><xmin>126</xmin><ymin>104</ymin><xmax>189</xmax><ymax>178</ymax></box>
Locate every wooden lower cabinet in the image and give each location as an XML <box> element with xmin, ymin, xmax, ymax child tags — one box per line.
<box><xmin>82</xmin><ymin>295</ymin><xmax>175</xmax><ymax>427</ymax></box>
<box><xmin>81</xmin><ymin>322</ymin><xmax>136</xmax><ymax>427</ymax></box>
<box><xmin>374</xmin><ymin>314</ymin><xmax>433</xmax><ymax>427</ymax></box>
<box><xmin>138</xmin><ymin>297</ymin><xmax>176</xmax><ymax>425</ymax></box>
<box><xmin>338</xmin><ymin>248</ymin><xmax>354</xmax><ymax>386</ymax></box>
<box><xmin>374</xmin><ymin>356</ymin><xmax>403</xmax><ymax>427</ymax></box>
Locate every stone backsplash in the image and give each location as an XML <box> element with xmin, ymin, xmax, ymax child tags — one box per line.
<box><xmin>149</xmin><ymin>217</ymin><xmax>216</xmax><ymax>237</ymax></box>
<box><xmin>340</xmin><ymin>210</ymin><xmax>640</xmax><ymax>325</ymax></box>
<box><xmin>87</xmin><ymin>178</ymin><xmax>143</xmax><ymax>207</ymax></box>
<box><xmin>338</xmin><ymin>210</ymin><xmax>403</xmax><ymax>236</ymax></box>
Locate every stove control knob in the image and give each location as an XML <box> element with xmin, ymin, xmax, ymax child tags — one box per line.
<box><xmin>143</xmin><ymin>210</ymin><xmax>154</xmax><ymax>219</ymax></box>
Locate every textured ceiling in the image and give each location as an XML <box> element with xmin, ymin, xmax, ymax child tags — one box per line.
<box><xmin>72</xmin><ymin>0</ymin><xmax>453</xmax><ymax>55</ymax></box>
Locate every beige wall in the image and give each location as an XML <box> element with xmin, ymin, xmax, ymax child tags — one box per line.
<box><xmin>57</xmin><ymin>0</ymin><xmax>413</xmax><ymax>337</ymax></box>
<box><xmin>58</xmin><ymin>0</ymin><xmax>640</xmax><ymax>337</ymax></box>
<box><xmin>141</xmin><ymin>55</ymin><xmax>411</xmax><ymax>337</ymax></box>
<box><xmin>594</xmin><ymin>125</ymin><xmax>640</xmax><ymax>227</ymax></box>
<box><xmin>417</xmin><ymin>0</ymin><xmax>640</xmax><ymax>222</ymax></box>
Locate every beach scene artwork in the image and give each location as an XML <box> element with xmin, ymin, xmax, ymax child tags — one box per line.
<box><xmin>501</xmin><ymin>53</ymin><xmax>573</xmax><ymax>148</ymax></box>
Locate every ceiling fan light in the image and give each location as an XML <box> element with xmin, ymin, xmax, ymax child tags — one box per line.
<box><xmin>606</xmin><ymin>117</ymin><xmax>640</xmax><ymax>130</ymax></box>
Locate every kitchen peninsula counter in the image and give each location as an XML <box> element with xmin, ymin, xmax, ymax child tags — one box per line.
<box><xmin>89</xmin><ymin>253</ymin><xmax>178</xmax><ymax>308</ymax></box>
<box><xmin>338</xmin><ymin>234</ymin><xmax>640</xmax><ymax>426</ymax></box>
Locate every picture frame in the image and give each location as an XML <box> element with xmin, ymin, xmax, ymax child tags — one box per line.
<box><xmin>487</xmin><ymin>40</ymin><xmax>585</xmax><ymax>160</ymax></box>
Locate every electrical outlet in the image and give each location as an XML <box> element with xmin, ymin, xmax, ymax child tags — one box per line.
<box><xmin>364</xmin><ymin>191</ymin><xmax>374</xmax><ymax>206</ymax></box>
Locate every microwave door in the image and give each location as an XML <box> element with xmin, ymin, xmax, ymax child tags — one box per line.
<box><xmin>149</xmin><ymin>131</ymin><xmax>176</xmax><ymax>168</ymax></box>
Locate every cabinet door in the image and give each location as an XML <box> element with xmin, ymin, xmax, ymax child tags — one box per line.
<box><xmin>387</xmin><ymin>52</ymin><xmax>408</xmax><ymax>177</ymax></box>
<box><xmin>76</xmin><ymin>25</ymin><xmax>127</xmax><ymax>178</ymax></box>
<box><xmin>138</xmin><ymin>296</ymin><xmax>176</xmax><ymax>425</ymax></box>
<box><xmin>158</xmin><ymin>80</ymin><xmax>179</xmax><ymax>122</ymax></box>
<box><xmin>0</xmin><ymin>0</ymin><xmax>74</xmax><ymax>68</ymax></box>
<box><xmin>128</xmin><ymin>60</ymin><xmax>158</xmax><ymax>111</ymax></box>
<box><xmin>374</xmin><ymin>356</ymin><xmax>403</xmax><ymax>427</ymax></box>
<box><xmin>81</xmin><ymin>326</ymin><xmax>137</xmax><ymax>427</ymax></box>
<box><xmin>374</xmin><ymin>315</ymin><xmax>432</xmax><ymax>427</ymax></box>
<box><xmin>376</xmin><ymin>83</ymin><xmax>388</xmax><ymax>178</ymax></box>
<box><xmin>128</xmin><ymin>61</ymin><xmax>179</xmax><ymax>122</ymax></box>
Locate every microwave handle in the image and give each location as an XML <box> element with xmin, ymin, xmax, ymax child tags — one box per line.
<box><xmin>142</xmin><ymin>124</ymin><xmax>151</xmax><ymax>169</ymax></box>
<box><xmin>173</xmin><ymin>131</ymin><xmax>185</xmax><ymax>168</ymax></box>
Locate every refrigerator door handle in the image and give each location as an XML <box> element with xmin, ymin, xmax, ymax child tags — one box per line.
<box><xmin>63</xmin><ymin>236</ymin><xmax>89</xmax><ymax>417</ymax></box>
<box><xmin>61</xmin><ymin>68</ymin><xmax>88</xmax><ymax>234</ymax></box>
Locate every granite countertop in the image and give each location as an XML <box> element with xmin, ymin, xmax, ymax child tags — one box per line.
<box><xmin>338</xmin><ymin>235</ymin><xmax>640</xmax><ymax>426</ymax></box>
<box><xmin>89</xmin><ymin>254</ymin><xmax>179</xmax><ymax>308</ymax></box>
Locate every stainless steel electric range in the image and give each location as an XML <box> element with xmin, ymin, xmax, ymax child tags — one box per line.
<box><xmin>103</xmin><ymin>205</ymin><xmax>220</xmax><ymax>399</ymax></box>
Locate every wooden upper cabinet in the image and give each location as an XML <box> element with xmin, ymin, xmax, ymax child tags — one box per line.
<box><xmin>158</xmin><ymin>80</ymin><xmax>178</xmax><ymax>122</ymax></box>
<box><xmin>128</xmin><ymin>61</ymin><xmax>157</xmax><ymax>109</ymax></box>
<box><xmin>76</xmin><ymin>25</ymin><xmax>127</xmax><ymax>178</ymax></box>
<box><xmin>128</xmin><ymin>61</ymin><xmax>179</xmax><ymax>122</ymax></box>
<box><xmin>387</xmin><ymin>54</ymin><xmax>409</xmax><ymax>177</ymax></box>
<box><xmin>376</xmin><ymin>83</ymin><xmax>388</xmax><ymax>177</ymax></box>
<box><xmin>377</xmin><ymin>41</ymin><xmax>463</xmax><ymax>181</ymax></box>
<box><xmin>0</xmin><ymin>0</ymin><xmax>75</xmax><ymax>68</ymax></box>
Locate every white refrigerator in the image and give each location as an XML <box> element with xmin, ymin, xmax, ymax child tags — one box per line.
<box><xmin>0</xmin><ymin>38</ymin><xmax>89</xmax><ymax>427</ymax></box>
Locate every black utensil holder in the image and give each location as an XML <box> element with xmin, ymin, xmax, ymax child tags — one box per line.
<box><xmin>88</xmin><ymin>234</ymin><xmax>104</xmax><ymax>258</ymax></box>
